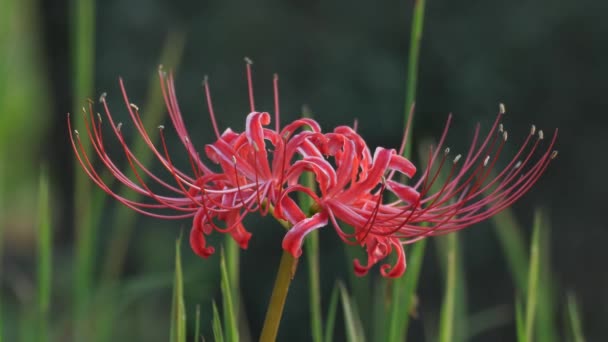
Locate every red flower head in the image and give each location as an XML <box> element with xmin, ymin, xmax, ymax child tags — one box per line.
<box><xmin>69</xmin><ymin>61</ymin><xmax>319</xmax><ymax>258</ymax></box>
<box><xmin>281</xmin><ymin>105</ymin><xmax>558</xmax><ymax>278</ymax></box>
<box><xmin>70</xmin><ymin>62</ymin><xmax>557</xmax><ymax>278</ymax></box>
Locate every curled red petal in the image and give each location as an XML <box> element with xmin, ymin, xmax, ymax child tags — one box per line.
<box><xmin>282</xmin><ymin>212</ymin><xmax>328</xmax><ymax>258</ymax></box>
<box><xmin>189</xmin><ymin>226</ymin><xmax>215</xmax><ymax>258</ymax></box>
<box><xmin>386</xmin><ymin>180</ymin><xmax>420</xmax><ymax>205</ymax></box>
<box><xmin>389</xmin><ymin>154</ymin><xmax>416</xmax><ymax>178</ymax></box>
<box><xmin>380</xmin><ymin>240</ymin><xmax>406</xmax><ymax>278</ymax></box>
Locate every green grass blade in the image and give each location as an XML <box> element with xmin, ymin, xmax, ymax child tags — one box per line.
<box><xmin>384</xmin><ymin>0</ymin><xmax>428</xmax><ymax>338</ymax></box>
<box><xmin>566</xmin><ymin>293</ymin><xmax>585</xmax><ymax>342</ymax></box>
<box><xmin>339</xmin><ymin>283</ymin><xmax>366</xmax><ymax>342</ymax></box>
<box><xmin>170</xmin><ymin>236</ymin><xmax>186</xmax><ymax>342</ymax></box>
<box><xmin>343</xmin><ymin>244</ymin><xmax>371</xmax><ymax>334</ymax></box>
<box><xmin>212</xmin><ymin>301</ymin><xmax>225</xmax><ymax>342</ymax></box>
<box><xmin>524</xmin><ymin>211</ymin><xmax>542</xmax><ymax>342</ymax></box>
<box><xmin>438</xmin><ymin>234</ymin><xmax>458</xmax><ymax>342</ymax></box>
<box><xmin>300</xmin><ymin>106</ymin><xmax>323</xmax><ymax>342</ymax></box>
<box><xmin>194</xmin><ymin>304</ymin><xmax>201</xmax><ymax>342</ymax></box>
<box><xmin>323</xmin><ymin>283</ymin><xmax>339</xmax><ymax>342</ymax></box>
<box><xmin>0</xmin><ymin>161</ymin><xmax>3</xmax><ymax>342</ymax></box>
<box><xmin>466</xmin><ymin>305</ymin><xmax>511</xmax><ymax>339</ymax></box>
<box><xmin>515</xmin><ymin>297</ymin><xmax>526</xmax><ymax>342</ymax></box>
<box><xmin>492</xmin><ymin>210</ymin><xmax>529</xmax><ymax>292</ymax></box>
<box><xmin>220</xmin><ymin>249</ymin><xmax>239</xmax><ymax>342</ymax></box>
<box><xmin>101</xmin><ymin>31</ymin><xmax>186</xmax><ymax>281</ymax></box>
<box><xmin>37</xmin><ymin>168</ymin><xmax>52</xmax><ymax>342</ymax></box>
<box><xmin>401</xmin><ymin>0</ymin><xmax>426</xmax><ymax>159</ymax></box>
<box><xmin>535</xmin><ymin>210</ymin><xmax>557</xmax><ymax>342</ymax></box>
<box><xmin>371</xmin><ymin>278</ymin><xmax>388</xmax><ymax>342</ymax></box>
<box><xmin>71</xmin><ymin>0</ymin><xmax>96</xmax><ymax>319</ymax></box>
<box><xmin>386</xmin><ymin>239</ymin><xmax>426</xmax><ymax>342</ymax></box>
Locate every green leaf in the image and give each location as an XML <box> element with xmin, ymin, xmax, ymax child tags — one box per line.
<box><xmin>535</xmin><ymin>211</ymin><xmax>557</xmax><ymax>342</ymax></box>
<box><xmin>339</xmin><ymin>282</ymin><xmax>366</xmax><ymax>342</ymax></box>
<box><xmin>194</xmin><ymin>304</ymin><xmax>201</xmax><ymax>342</ymax></box>
<box><xmin>438</xmin><ymin>234</ymin><xmax>459</xmax><ymax>342</ymax></box>
<box><xmin>72</xmin><ymin>0</ymin><xmax>96</xmax><ymax>321</ymax></box>
<box><xmin>299</xmin><ymin>107</ymin><xmax>323</xmax><ymax>342</ymax></box>
<box><xmin>343</xmin><ymin>243</ymin><xmax>371</xmax><ymax>333</ymax></box>
<box><xmin>401</xmin><ymin>0</ymin><xmax>426</xmax><ymax>160</ymax></box>
<box><xmin>212</xmin><ymin>301</ymin><xmax>225</xmax><ymax>342</ymax></box>
<box><xmin>371</xmin><ymin>278</ymin><xmax>388</xmax><ymax>342</ymax></box>
<box><xmin>515</xmin><ymin>297</ymin><xmax>526</xmax><ymax>342</ymax></box>
<box><xmin>566</xmin><ymin>293</ymin><xmax>585</xmax><ymax>342</ymax></box>
<box><xmin>170</xmin><ymin>236</ymin><xmax>186</xmax><ymax>342</ymax></box>
<box><xmin>492</xmin><ymin>210</ymin><xmax>529</xmax><ymax>293</ymax></box>
<box><xmin>37</xmin><ymin>168</ymin><xmax>52</xmax><ymax>342</ymax></box>
<box><xmin>323</xmin><ymin>283</ymin><xmax>340</xmax><ymax>342</ymax></box>
<box><xmin>220</xmin><ymin>249</ymin><xmax>239</xmax><ymax>342</ymax></box>
<box><xmin>386</xmin><ymin>239</ymin><xmax>426</xmax><ymax>341</ymax></box>
<box><xmin>524</xmin><ymin>211</ymin><xmax>542</xmax><ymax>342</ymax></box>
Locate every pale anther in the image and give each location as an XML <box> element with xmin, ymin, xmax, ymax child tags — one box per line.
<box><xmin>99</xmin><ymin>92</ymin><xmax>107</xmax><ymax>103</ymax></box>
<box><xmin>130</xmin><ymin>103</ymin><xmax>139</xmax><ymax>111</ymax></box>
<box><xmin>538</xmin><ymin>130</ymin><xmax>544</xmax><ymax>140</ymax></box>
<box><xmin>484</xmin><ymin>155</ymin><xmax>490</xmax><ymax>166</ymax></box>
<box><xmin>453</xmin><ymin>154</ymin><xmax>462</xmax><ymax>163</ymax></box>
<box><xmin>551</xmin><ymin>150</ymin><xmax>559</xmax><ymax>159</ymax></box>
<box><xmin>499</xmin><ymin>103</ymin><xmax>506</xmax><ymax>114</ymax></box>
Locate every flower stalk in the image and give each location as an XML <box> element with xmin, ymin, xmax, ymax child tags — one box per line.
<box><xmin>260</xmin><ymin>250</ymin><xmax>298</xmax><ymax>342</ymax></box>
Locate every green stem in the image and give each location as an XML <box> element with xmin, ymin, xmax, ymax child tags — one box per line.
<box><xmin>402</xmin><ymin>0</ymin><xmax>426</xmax><ymax>159</ymax></box>
<box><xmin>260</xmin><ymin>251</ymin><xmax>298</xmax><ymax>342</ymax></box>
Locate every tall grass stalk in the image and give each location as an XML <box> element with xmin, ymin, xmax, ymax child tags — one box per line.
<box><xmin>194</xmin><ymin>304</ymin><xmax>201</xmax><ymax>342</ymax></box>
<box><xmin>301</xmin><ymin>104</ymin><xmax>323</xmax><ymax>342</ymax></box>
<box><xmin>37</xmin><ymin>168</ymin><xmax>52</xmax><ymax>342</ymax></box>
<box><xmin>535</xmin><ymin>210</ymin><xmax>557</xmax><ymax>342</ymax></box>
<box><xmin>71</xmin><ymin>0</ymin><xmax>96</xmax><ymax>329</ymax></box>
<box><xmin>169</xmin><ymin>236</ymin><xmax>186</xmax><ymax>342</ymax></box>
<box><xmin>323</xmin><ymin>283</ymin><xmax>339</xmax><ymax>342</ymax></box>
<box><xmin>0</xmin><ymin>155</ymin><xmax>4</xmax><ymax>342</ymax></box>
<box><xmin>384</xmin><ymin>1</ymin><xmax>428</xmax><ymax>340</ymax></box>
<box><xmin>401</xmin><ymin>0</ymin><xmax>426</xmax><ymax>159</ymax></box>
<box><xmin>220</xmin><ymin>249</ymin><xmax>239</xmax><ymax>342</ymax></box>
<box><xmin>438</xmin><ymin>234</ymin><xmax>458</xmax><ymax>342</ymax></box>
<box><xmin>492</xmin><ymin>210</ymin><xmax>529</xmax><ymax>291</ymax></box>
<box><xmin>339</xmin><ymin>283</ymin><xmax>366</xmax><ymax>342</ymax></box>
<box><xmin>566</xmin><ymin>293</ymin><xmax>585</xmax><ymax>342</ymax></box>
<box><xmin>386</xmin><ymin>240</ymin><xmax>426</xmax><ymax>341</ymax></box>
<box><xmin>212</xmin><ymin>301</ymin><xmax>225</xmax><ymax>342</ymax></box>
<box><xmin>524</xmin><ymin>211</ymin><xmax>542</xmax><ymax>341</ymax></box>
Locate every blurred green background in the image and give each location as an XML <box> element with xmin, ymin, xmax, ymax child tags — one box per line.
<box><xmin>0</xmin><ymin>0</ymin><xmax>605</xmax><ymax>341</ymax></box>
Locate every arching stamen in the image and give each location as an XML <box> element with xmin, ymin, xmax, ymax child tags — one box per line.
<box><xmin>273</xmin><ymin>73</ymin><xmax>280</xmax><ymax>132</ymax></box>
<box><xmin>358</xmin><ymin>180</ymin><xmax>387</xmax><ymax>241</ymax></box>
<box><xmin>203</xmin><ymin>75</ymin><xmax>221</xmax><ymax>139</ymax></box>
<box><xmin>244</xmin><ymin>57</ymin><xmax>255</xmax><ymax>112</ymax></box>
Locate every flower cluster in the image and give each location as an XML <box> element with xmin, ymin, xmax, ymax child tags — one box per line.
<box><xmin>69</xmin><ymin>62</ymin><xmax>557</xmax><ymax>278</ymax></box>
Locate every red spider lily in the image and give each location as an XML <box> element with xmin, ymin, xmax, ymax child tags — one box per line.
<box><xmin>281</xmin><ymin>105</ymin><xmax>558</xmax><ymax>278</ymax></box>
<box><xmin>68</xmin><ymin>61</ymin><xmax>319</xmax><ymax>258</ymax></box>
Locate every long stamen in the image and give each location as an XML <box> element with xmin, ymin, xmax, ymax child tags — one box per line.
<box><xmin>203</xmin><ymin>75</ymin><xmax>221</xmax><ymax>139</ymax></box>
<box><xmin>273</xmin><ymin>73</ymin><xmax>280</xmax><ymax>132</ymax></box>
<box><xmin>245</xmin><ymin>57</ymin><xmax>255</xmax><ymax>112</ymax></box>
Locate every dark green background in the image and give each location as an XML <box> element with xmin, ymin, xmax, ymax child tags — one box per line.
<box><xmin>1</xmin><ymin>0</ymin><xmax>605</xmax><ymax>340</ymax></box>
